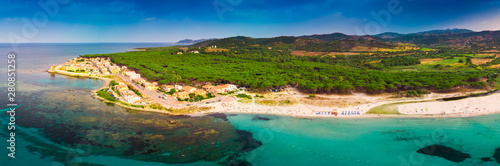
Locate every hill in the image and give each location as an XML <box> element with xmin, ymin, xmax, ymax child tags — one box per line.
<box><xmin>300</xmin><ymin>33</ymin><xmax>351</xmax><ymax>41</ymax></box>
<box><xmin>412</xmin><ymin>28</ymin><xmax>474</xmax><ymax>35</ymax></box>
<box><xmin>191</xmin><ymin>33</ymin><xmax>394</xmax><ymax>52</ymax></box>
<box><xmin>375</xmin><ymin>32</ymin><xmax>404</xmax><ymax>39</ymax></box>
<box><xmin>392</xmin><ymin>30</ymin><xmax>500</xmax><ymax>46</ymax></box>
<box><xmin>177</xmin><ymin>38</ymin><xmax>213</xmax><ymax>44</ymax></box>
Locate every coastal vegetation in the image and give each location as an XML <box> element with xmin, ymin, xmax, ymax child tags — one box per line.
<box><xmin>83</xmin><ymin>49</ymin><xmax>499</xmax><ymax>94</ymax></box>
<box><xmin>366</xmin><ymin>104</ymin><xmax>401</xmax><ymax>115</ymax></box>
<box><xmin>236</xmin><ymin>93</ymin><xmax>252</xmax><ymax>99</ymax></box>
<box><xmin>83</xmin><ymin>31</ymin><xmax>500</xmax><ymax>95</ymax></box>
<box><xmin>97</xmin><ymin>89</ymin><xmax>117</xmax><ymax>101</ymax></box>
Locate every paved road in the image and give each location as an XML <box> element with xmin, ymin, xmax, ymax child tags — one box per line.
<box><xmin>117</xmin><ymin>73</ymin><xmax>225</xmax><ymax>108</ymax></box>
<box><xmin>117</xmin><ymin>73</ymin><xmax>179</xmax><ymax>107</ymax></box>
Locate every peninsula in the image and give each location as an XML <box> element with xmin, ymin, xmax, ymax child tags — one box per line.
<box><xmin>50</xmin><ymin>29</ymin><xmax>500</xmax><ymax>118</ymax></box>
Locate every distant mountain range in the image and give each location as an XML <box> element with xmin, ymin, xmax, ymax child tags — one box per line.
<box><xmin>176</xmin><ymin>38</ymin><xmax>214</xmax><ymax>44</ymax></box>
<box><xmin>375</xmin><ymin>28</ymin><xmax>475</xmax><ymax>39</ymax></box>
<box><xmin>183</xmin><ymin>28</ymin><xmax>500</xmax><ymax>49</ymax></box>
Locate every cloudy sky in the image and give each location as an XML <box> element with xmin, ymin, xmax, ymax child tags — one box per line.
<box><xmin>1</xmin><ymin>0</ymin><xmax>500</xmax><ymax>42</ymax></box>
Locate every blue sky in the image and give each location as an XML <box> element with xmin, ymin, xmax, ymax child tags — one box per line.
<box><xmin>1</xmin><ymin>0</ymin><xmax>500</xmax><ymax>42</ymax></box>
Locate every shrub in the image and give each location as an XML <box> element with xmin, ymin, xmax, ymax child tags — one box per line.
<box><xmin>109</xmin><ymin>80</ymin><xmax>119</xmax><ymax>87</ymax></box>
<box><xmin>279</xmin><ymin>100</ymin><xmax>291</xmax><ymax>104</ymax></box>
<box><xmin>97</xmin><ymin>89</ymin><xmax>117</xmax><ymax>101</ymax></box>
<box><xmin>236</xmin><ymin>93</ymin><xmax>252</xmax><ymax>99</ymax></box>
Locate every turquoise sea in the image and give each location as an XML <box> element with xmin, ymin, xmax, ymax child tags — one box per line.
<box><xmin>1</xmin><ymin>43</ymin><xmax>500</xmax><ymax>166</ymax></box>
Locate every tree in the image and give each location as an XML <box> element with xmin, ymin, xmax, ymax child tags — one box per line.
<box><xmin>466</xmin><ymin>57</ymin><xmax>473</xmax><ymax>65</ymax></box>
<box><xmin>109</xmin><ymin>80</ymin><xmax>119</xmax><ymax>87</ymax></box>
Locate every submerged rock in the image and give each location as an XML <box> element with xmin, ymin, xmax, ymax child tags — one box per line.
<box><xmin>494</xmin><ymin>148</ymin><xmax>500</xmax><ymax>164</ymax></box>
<box><xmin>480</xmin><ymin>157</ymin><xmax>492</xmax><ymax>162</ymax></box>
<box><xmin>206</xmin><ymin>113</ymin><xmax>228</xmax><ymax>121</ymax></box>
<box><xmin>235</xmin><ymin>130</ymin><xmax>262</xmax><ymax>153</ymax></box>
<box><xmin>168</xmin><ymin>119</ymin><xmax>177</xmax><ymax>124</ymax></box>
<box><xmin>252</xmin><ymin>116</ymin><xmax>271</xmax><ymax>121</ymax></box>
<box><xmin>416</xmin><ymin>145</ymin><xmax>471</xmax><ymax>163</ymax></box>
<box><xmin>226</xmin><ymin>159</ymin><xmax>252</xmax><ymax>166</ymax></box>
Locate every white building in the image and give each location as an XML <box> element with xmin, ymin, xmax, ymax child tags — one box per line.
<box><xmin>129</xmin><ymin>73</ymin><xmax>141</xmax><ymax>80</ymax></box>
<box><xmin>122</xmin><ymin>91</ymin><xmax>141</xmax><ymax>104</ymax></box>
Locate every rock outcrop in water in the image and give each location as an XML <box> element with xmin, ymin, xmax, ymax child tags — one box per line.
<box><xmin>417</xmin><ymin>145</ymin><xmax>471</xmax><ymax>162</ymax></box>
<box><xmin>494</xmin><ymin>148</ymin><xmax>500</xmax><ymax>164</ymax></box>
<box><xmin>235</xmin><ymin>130</ymin><xmax>263</xmax><ymax>153</ymax></box>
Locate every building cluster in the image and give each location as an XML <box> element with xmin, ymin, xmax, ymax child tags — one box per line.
<box><xmin>90</xmin><ymin>57</ymin><xmax>120</xmax><ymax>75</ymax></box>
<box><xmin>176</xmin><ymin>46</ymin><xmax>199</xmax><ymax>55</ymax></box>
<box><xmin>208</xmin><ymin>84</ymin><xmax>237</xmax><ymax>94</ymax></box>
<box><xmin>123</xmin><ymin>70</ymin><xmax>159</xmax><ymax>91</ymax></box>
<box><xmin>113</xmin><ymin>82</ymin><xmax>152</xmax><ymax>105</ymax></box>
<box><xmin>161</xmin><ymin>83</ymin><xmax>236</xmax><ymax>101</ymax></box>
<box><xmin>59</xmin><ymin>58</ymin><xmax>97</xmax><ymax>73</ymax></box>
<box><xmin>60</xmin><ymin>57</ymin><xmax>121</xmax><ymax>75</ymax></box>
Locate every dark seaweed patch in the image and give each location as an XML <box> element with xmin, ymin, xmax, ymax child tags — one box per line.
<box><xmin>11</xmin><ymin>90</ymin><xmax>262</xmax><ymax>164</ymax></box>
<box><xmin>383</xmin><ymin>130</ymin><xmax>422</xmax><ymax>142</ymax></box>
<box><xmin>123</xmin><ymin>136</ymin><xmax>150</xmax><ymax>156</ymax></box>
<box><xmin>480</xmin><ymin>157</ymin><xmax>492</xmax><ymax>162</ymax></box>
<box><xmin>226</xmin><ymin>159</ymin><xmax>253</xmax><ymax>166</ymax></box>
<box><xmin>494</xmin><ymin>148</ymin><xmax>500</xmax><ymax>164</ymax></box>
<box><xmin>206</xmin><ymin>113</ymin><xmax>228</xmax><ymax>121</ymax></box>
<box><xmin>417</xmin><ymin>145</ymin><xmax>471</xmax><ymax>163</ymax></box>
<box><xmin>252</xmin><ymin>116</ymin><xmax>271</xmax><ymax>121</ymax></box>
<box><xmin>235</xmin><ymin>130</ymin><xmax>262</xmax><ymax>153</ymax></box>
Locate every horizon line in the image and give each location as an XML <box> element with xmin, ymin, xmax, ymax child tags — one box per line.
<box><xmin>2</xmin><ymin>28</ymin><xmax>499</xmax><ymax>43</ymax></box>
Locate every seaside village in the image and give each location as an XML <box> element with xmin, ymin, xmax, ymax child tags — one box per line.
<box><xmin>54</xmin><ymin>57</ymin><xmax>238</xmax><ymax>107</ymax></box>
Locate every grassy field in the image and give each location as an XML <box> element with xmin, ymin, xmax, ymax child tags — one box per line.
<box><xmin>351</xmin><ymin>45</ymin><xmax>417</xmax><ymax>52</ymax></box>
<box><xmin>420</xmin><ymin>48</ymin><xmax>438</xmax><ymax>51</ymax></box>
<box><xmin>420</xmin><ymin>58</ymin><xmax>444</xmax><ymax>64</ymax></box>
<box><xmin>388</xmin><ymin>57</ymin><xmax>467</xmax><ymax>72</ymax></box>
<box><xmin>472</xmin><ymin>54</ymin><xmax>497</xmax><ymax>58</ymax></box>
<box><xmin>365</xmin><ymin>60</ymin><xmax>382</xmax><ymax>64</ymax></box>
<box><xmin>426</xmin><ymin>57</ymin><xmax>467</xmax><ymax>66</ymax></box>
<box><xmin>471</xmin><ymin>58</ymin><xmax>494</xmax><ymax>65</ymax></box>
<box><xmin>489</xmin><ymin>64</ymin><xmax>500</xmax><ymax>69</ymax></box>
<box><xmin>206</xmin><ymin>48</ymin><xmax>230</xmax><ymax>52</ymax></box>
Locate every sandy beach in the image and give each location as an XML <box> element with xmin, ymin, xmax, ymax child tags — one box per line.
<box><xmin>398</xmin><ymin>92</ymin><xmax>500</xmax><ymax>117</ymax></box>
<box><xmin>194</xmin><ymin>90</ymin><xmax>500</xmax><ymax>119</ymax></box>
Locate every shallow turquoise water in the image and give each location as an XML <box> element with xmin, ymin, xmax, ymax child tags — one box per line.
<box><xmin>36</xmin><ymin>75</ymin><xmax>105</xmax><ymax>90</ymax></box>
<box><xmin>1</xmin><ymin>43</ymin><xmax>499</xmax><ymax>166</ymax></box>
<box><xmin>227</xmin><ymin>114</ymin><xmax>500</xmax><ymax>166</ymax></box>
